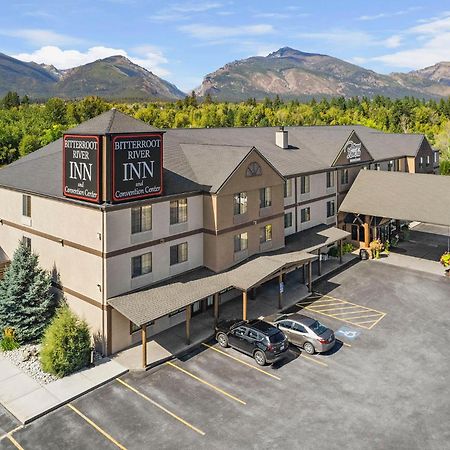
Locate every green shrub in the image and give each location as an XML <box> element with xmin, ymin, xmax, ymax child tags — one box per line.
<box><xmin>40</xmin><ymin>307</ymin><xmax>91</xmax><ymax>377</ymax></box>
<box><xmin>342</xmin><ymin>242</ymin><xmax>355</xmax><ymax>254</ymax></box>
<box><xmin>0</xmin><ymin>327</ymin><xmax>20</xmax><ymax>351</ymax></box>
<box><xmin>327</xmin><ymin>246</ymin><xmax>339</xmax><ymax>258</ymax></box>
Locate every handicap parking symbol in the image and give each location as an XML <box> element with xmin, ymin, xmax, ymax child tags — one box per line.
<box><xmin>335</xmin><ymin>326</ymin><xmax>361</xmax><ymax>340</ymax></box>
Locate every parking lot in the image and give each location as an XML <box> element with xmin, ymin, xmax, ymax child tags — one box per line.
<box><xmin>2</xmin><ymin>260</ymin><xmax>450</xmax><ymax>450</ymax></box>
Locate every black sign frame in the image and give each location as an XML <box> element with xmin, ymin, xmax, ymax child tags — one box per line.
<box><xmin>63</xmin><ymin>134</ymin><xmax>101</xmax><ymax>203</ymax></box>
<box><xmin>111</xmin><ymin>133</ymin><xmax>163</xmax><ymax>203</ymax></box>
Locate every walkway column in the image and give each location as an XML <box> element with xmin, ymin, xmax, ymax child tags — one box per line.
<box><xmin>317</xmin><ymin>248</ymin><xmax>322</xmax><ymax>276</ymax></box>
<box><xmin>141</xmin><ymin>325</ymin><xmax>147</xmax><ymax>369</ymax></box>
<box><xmin>186</xmin><ymin>304</ymin><xmax>192</xmax><ymax>345</ymax></box>
<box><xmin>308</xmin><ymin>261</ymin><xmax>313</xmax><ymax>293</ymax></box>
<box><xmin>363</xmin><ymin>215</ymin><xmax>371</xmax><ymax>248</ymax></box>
<box><xmin>302</xmin><ymin>264</ymin><xmax>306</xmax><ymax>284</ymax></box>
<box><xmin>339</xmin><ymin>240</ymin><xmax>343</xmax><ymax>264</ymax></box>
<box><xmin>242</xmin><ymin>291</ymin><xmax>248</xmax><ymax>320</ymax></box>
<box><xmin>278</xmin><ymin>272</ymin><xmax>283</xmax><ymax>309</ymax></box>
<box><xmin>213</xmin><ymin>293</ymin><xmax>219</xmax><ymax>328</ymax></box>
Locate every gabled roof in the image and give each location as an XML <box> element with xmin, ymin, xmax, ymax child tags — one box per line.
<box><xmin>65</xmin><ymin>109</ymin><xmax>161</xmax><ymax>135</ymax></box>
<box><xmin>339</xmin><ymin>170</ymin><xmax>450</xmax><ymax>226</ymax></box>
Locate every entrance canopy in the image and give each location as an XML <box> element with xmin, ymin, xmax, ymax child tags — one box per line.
<box><xmin>340</xmin><ymin>171</ymin><xmax>450</xmax><ymax>227</ymax></box>
<box><xmin>108</xmin><ymin>250</ymin><xmax>317</xmax><ymax>327</ymax></box>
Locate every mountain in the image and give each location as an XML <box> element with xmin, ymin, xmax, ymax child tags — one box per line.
<box><xmin>195</xmin><ymin>47</ymin><xmax>450</xmax><ymax>101</ymax></box>
<box><xmin>0</xmin><ymin>53</ymin><xmax>185</xmax><ymax>100</ymax></box>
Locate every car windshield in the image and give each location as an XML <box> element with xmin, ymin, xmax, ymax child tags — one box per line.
<box><xmin>268</xmin><ymin>331</ymin><xmax>285</xmax><ymax>343</ymax></box>
<box><xmin>309</xmin><ymin>320</ymin><xmax>328</xmax><ymax>335</ymax></box>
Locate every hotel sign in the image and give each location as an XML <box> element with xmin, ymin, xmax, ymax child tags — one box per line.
<box><xmin>63</xmin><ymin>135</ymin><xmax>100</xmax><ymax>203</ymax></box>
<box><xmin>345</xmin><ymin>141</ymin><xmax>362</xmax><ymax>163</ymax></box>
<box><xmin>112</xmin><ymin>134</ymin><xmax>163</xmax><ymax>202</ymax></box>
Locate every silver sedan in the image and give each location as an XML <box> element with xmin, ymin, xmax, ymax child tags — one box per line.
<box><xmin>273</xmin><ymin>313</ymin><xmax>335</xmax><ymax>354</ymax></box>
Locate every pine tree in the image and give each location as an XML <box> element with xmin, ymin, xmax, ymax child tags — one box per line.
<box><xmin>0</xmin><ymin>240</ymin><xmax>57</xmax><ymax>343</ymax></box>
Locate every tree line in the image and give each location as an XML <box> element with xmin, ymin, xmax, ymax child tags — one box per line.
<box><xmin>1</xmin><ymin>91</ymin><xmax>449</xmax><ymax>174</ymax></box>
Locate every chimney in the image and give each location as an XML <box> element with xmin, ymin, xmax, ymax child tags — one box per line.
<box><xmin>276</xmin><ymin>126</ymin><xmax>288</xmax><ymax>149</ymax></box>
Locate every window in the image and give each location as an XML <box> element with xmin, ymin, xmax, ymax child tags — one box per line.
<box><xmin>131</xmin><ymin>252</ymin><xmax>152</xmax><ymax>278</ymax></box>
<box><xmin>426</xmin><ymin>155</ymin><xmax>430</xmax><ymax>167</ymax></box>
<box><xmin>279</xmin><ymin>320</ymin><xmax>293</xmax><ymax>330</ymax></box>
<box><xmin>170</xmin><ymin>242</ymin><xmax>188</xmax><ymax>265</ymax></box>
<box><xmin>301</xmin><ymin>207</ymin><xmax>310</xmax><ymax>223</ymax></box>
<box><xmin>284</xmin><ymin>212</ymin><xmax>293</xmax><ymax>229</ymax></box>
<box><xmin>22</xmin><ymin>236</ymin><xmax>31</xmax><ymax>249</ymax></box>
<box><xmin>326</xmin><ymin>172</ymin><xmax>334</xmax><ymax>188</ymax></box>
<box><xmin>419</xmin><ymin>157</ymin><xmax>424</xmax><ymax>169</ymax></box>
<box><xmin>234</xmin><ymin>232</ymin><xmax>248</xmax><ymax>253</ymax></box>
<box><xmin>246</xmin><ymin>162</ymin><xmax>262</xmax><ymax>177</ymax></box>
<box><xmin>284</xmin><ymin>178</ymin><xmax>293</xmax><ymax>198</ymax></box>
<box><xmin>22</xmin><ymin>195</ymin><xmax>31</xmax><ymax>217</ymax></box>
<box><xmin>340</xmin><ymin>169</ymin><xmax>349</xmax><ymax>185</ymax></box>
<box><xmin>233</xmin><ymin>192</ymin><xmax>248</xmax><ymax>215</ymax></box>
<box><xmin>259</xmin><ymin>187</ymin><xmax>272</xmax><ymax>208</ymax></box>
<box><xmin>293</xmin><ymin>323</ymin><xmax>307</xmax><ymax>333</ymax></box>
<box><xmin>247</xmin><ymin>329</ymin><xmax>258</xmax><ymax>339</ymax></box>
<box><xmin>326</xmin><ymin>200</ymin><xmax>335</xmax><ymax>218</ymax></box>
<box><xmin>300</xmin><ymin>176</ymin><xmax>310</xmax><ymax>194</ymax></box>
<box><xmin>387</xmin><ymin>160</ymin><xmax>394</xmax><ymax>171</ymax></box>
<box><xmin>170</xmin><ymin>198</ymin><xmax>188</xmax><ymax>225</ymax></box>
<box><xmin>131</xmin><ymin>205</ymin><xmax>152</xmax><ymax>234</ymax></box>
<box><xmin>374</xmin><ymin>163</ymin><xmax>381</xmax><ymax>171</ymax></box>
<box><xmin>260</xmin><ymin>224</ymin><xmax>272</xmax><ymax>243</ymax></box>
<box><xmin>434</xmin><ymin>152</ymin><xmax>439</xmax><ymax>163</ymax></box>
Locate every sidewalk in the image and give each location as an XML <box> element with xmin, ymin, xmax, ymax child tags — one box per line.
<box><xmin>0</xmin><ymin>356</ymin><xmax>127</xmax><ymax>424</ymax></box>
<box><xmin>113</xmin><ymin>253</ymin><xmax>357</xmax><ymax>370</ymax></box>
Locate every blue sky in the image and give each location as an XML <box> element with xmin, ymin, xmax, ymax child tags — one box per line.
<box><xmin>1</xmin><ymin>0</ymin><xmax>450</xmax><ymax>92</ymax></box>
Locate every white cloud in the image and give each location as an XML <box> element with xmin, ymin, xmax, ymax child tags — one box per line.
<box><xmin>179</xmin><ymin>23</ymin><xmax>274</xmax><ymax>40</ymax></box>
<box><xmin>150</xmin><ymin>2</ymin><xmax>223</xmax><ymax>22</ymax></box>
<box><xmin>295</xmin><ymin>30</ymin><xmax>376</xmax><ymax>48</ymax></box>
<box><xmin>384</xmin><ymin>35</ymin><xmax>402</xmax><ymax>48</ymax></box>
<box><xmin>370</xmin><ymin>12</ymin><xmax>450</xmax><ymax>69</ymax></box>
<box><xmin>12</xmin><ymin>45</ymin><xmax>171</xmax><ymax>77</ymax></box>
<box><xmin>358</xmin><ymin>6</ymin><xmax>422</xmax><ymax>21</ymax></box>
<box><xmin>0</xmin><ymin>28</ymin><xmax>82</xmax><ymax>46</ymax></box>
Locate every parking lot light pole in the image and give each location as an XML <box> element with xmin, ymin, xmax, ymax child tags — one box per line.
<box><xmin>242</xmin><ymin>291</ymin><xmax>248</xmax><ymax>320</ymax></box>
<box><xmin>141</xmin><ymin>325</ymin><xmax>147</xmax><ymax>369</ymax></box>
<box><xmin>186</xmin><ymin>304</ymin><xmax>192</xmax><ymax>345</ymax></box>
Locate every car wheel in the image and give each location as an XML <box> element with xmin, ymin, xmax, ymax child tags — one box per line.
<box><xmin>254</xmin><ymin>350</ymin><xmax>266</xmax><ymax>366</ymax></box>
<box><xmin>216</xmin><ymin>332</ymin><xmax>229</xmax><ymax>348</ymax></box>
<box><xmin>303</xmin><ymin>342</ymin><xmax>315</xmax><ymax>355</ymax></box>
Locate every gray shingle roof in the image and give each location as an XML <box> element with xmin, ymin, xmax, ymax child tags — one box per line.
<box><xmin>65</xmin><ymin>109</ymin><xmax>161</xmax><ymax>135</ymax></box>
<box><xmin>339</xmin><ymin>170</ymin><xmax>450</xmax><ymax>226</ymax></box>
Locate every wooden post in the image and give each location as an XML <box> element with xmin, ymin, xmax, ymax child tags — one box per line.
<box><xmin>278</xmin><ymin>272</ymin><xmax>283</xmax><ymax>309</ymax></box>
<box><xmin>317</xmin><ymin>248</ymin><xmax>322</xmax><ymax>276</ymax></box>
<box><xmin>339</xmin><ymin>239</ymin><xmax>343</xmax><ymax>264</ymax></box>
<box><xmin>186</xmin><ymin>304</ymin><xmax>192</xmax><ymax>345</ymax></box>
<box><xmin>308</xmin><ymin>261</ymin><xmax>313</xmax><ymax>293</ymax></box>
<box><xmin>213</xmin><ymin>293</ymin><xmax>219</xmax><ymax>328</ymax></box>
<box><xmin>242</xmin><ymin>291</ymin><xmax>248</xmax><ymax>321</ymax></box>
<box><xmin>141</xmin><ymin>325</ymin><xmax>147</xmax><ymax>369</ymax></box>
<box><xmin>363</xmin><ymin>216</ymin><xmax>371</xmax><ymax>248</ymax></box>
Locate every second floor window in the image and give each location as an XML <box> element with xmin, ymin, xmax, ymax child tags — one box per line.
<box><xmin>260</xmin><ymin>224</ymin><xmax>272</xmax><ymax>243</ymax></box>
<box><xmin>131</xmin><ymin>205</ymin><xmax>152</xmax><ymax>234</ymax></box>
<box><xmin>22</xmin><ymin>195</ymin><xmax>31</xmax><ymax>217</ymax></box>
<box><xmin>234</xmin><ymin>232</ymin><xmax>248</xmax><ymax>253</ymax></box>
<box><xmin>284</xmin><ymin>212</ymin><xmax>293</xmax><ymax>228</ymax></box>
<box><xmin>284</xmin><ymin>179</ymin><xmax>293</xmax><ymax>198</ymax></box>
<box><xmin>259</xmin><ymin>187</ymin><xmax>272</xmax><ymax>208</ymax></box>
<box><xmin>326</xmin><ymin>172</ymin><xmax>334</xmax><ymax>188</ymax></box>
<box><xmin>131</xmin><ymin>252</ymin><xmax>152</xmax><ymax>278</ymax></box>
<box><xmin>22</xmin><ymin>236</ymin><xmax>31</xmax><ymax>249</ymax></box>
<box><xmin>301</xmin><ymin>207</ymin><xmax>311</xmax><ymax>223</ymax></box>
<box><xmin>233</xmin><ymin>192</ymin><xmax>248</xmax><ymax>215</ymax></box>
<box><xmin>300</xmin><ymin>176</ymin><xmax>310</xmax><ymax>194</ymax></box>
<box><xmin>170</xmin><ymin>242</ymin><xmax>188</xmax><ymax>265</ymax></box>
<box><xmin>340</xmin><ymin>169</ymin><xmax>349</xmax><ymax>185</ymax></box>
<box><xmin>170</xmin><ymin>199</ymin><xmax>188</xmax><ymax>225</ymax></box>
<box><xmin>327</xmin><ymin>200</ymin><xmax>335</xmax><ymax>218</ymax></box>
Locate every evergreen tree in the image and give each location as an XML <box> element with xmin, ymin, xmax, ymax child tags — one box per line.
<box><xmin>0</xmin><ymin>240</ymin><xmax>57</xmax><ymax>343</ymax></box>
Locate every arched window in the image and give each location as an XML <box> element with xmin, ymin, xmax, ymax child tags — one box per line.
<box><xmin>246</xmin><ymin>162</ymin><xmax>262</xmax><ymax>177</ymax></box>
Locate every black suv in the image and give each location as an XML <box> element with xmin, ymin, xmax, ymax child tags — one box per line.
<box><xmin>215</xmin><ymin>319</ymin><xmax>289</xmax><ymax>366</ymax></box>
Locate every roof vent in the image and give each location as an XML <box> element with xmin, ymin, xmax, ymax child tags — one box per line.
<box><xmin>276</xmin><ymin>126</ymin><xmax>288</xmax><ymax>149</ymax></box>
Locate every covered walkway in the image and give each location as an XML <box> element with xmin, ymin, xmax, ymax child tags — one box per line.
<box><xmin>109</xmin><ymin>226</ymin><xmax>350</xmax><ymax>368</ymax></box>
<box><xmin>339</xmin><ymin>170</ymin><xmax>450</xmax><ymax>247</ymax></box>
